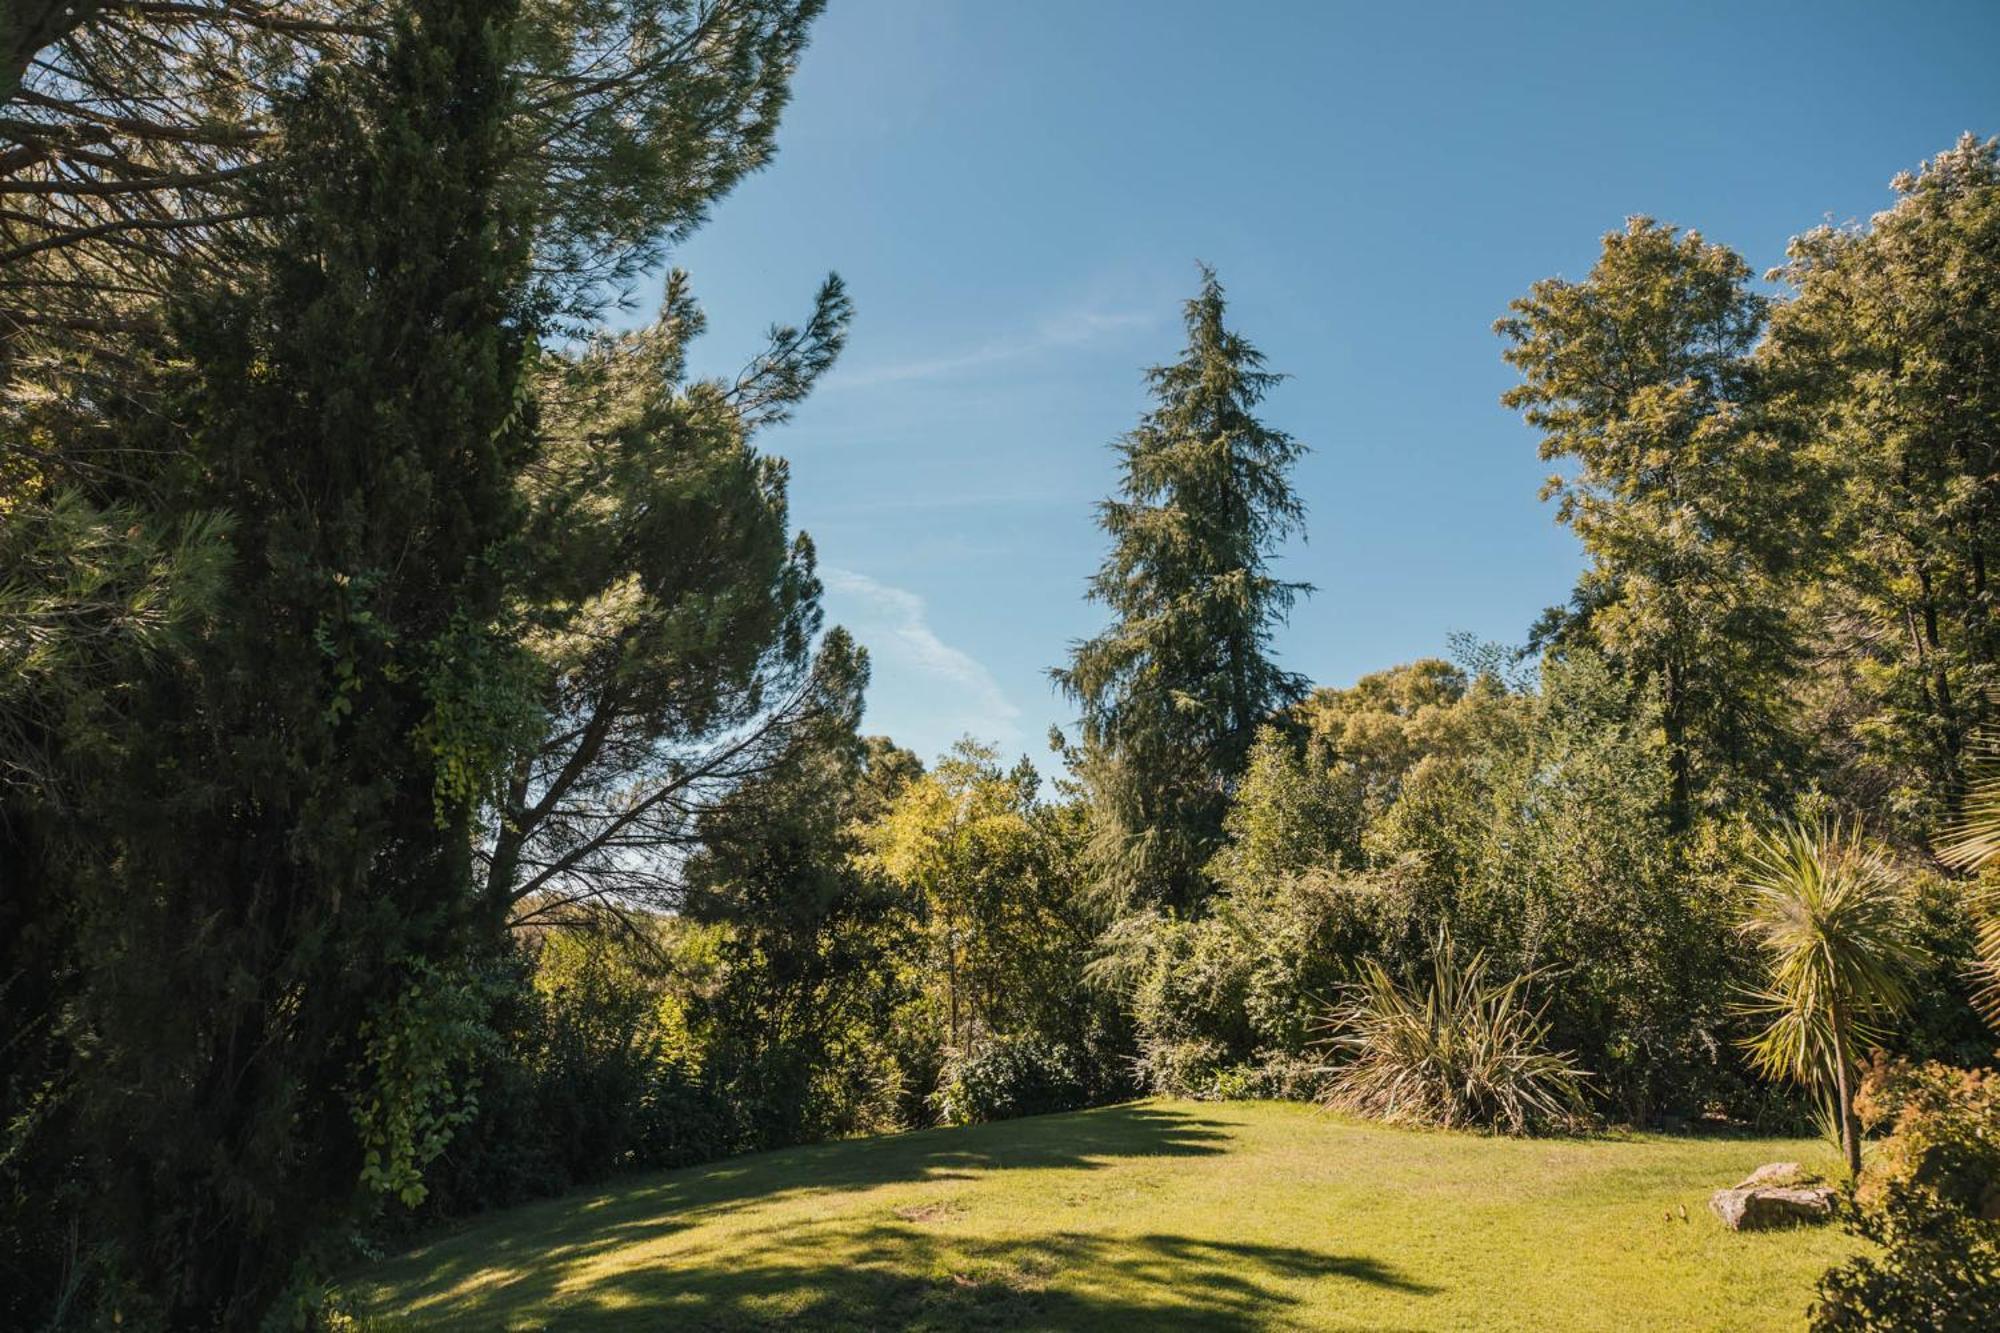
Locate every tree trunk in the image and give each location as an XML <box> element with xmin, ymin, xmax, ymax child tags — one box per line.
<box><xmin>1661</xmin><ymin>655</ymin><xmax>1692</xmax><ymax>830</ymax></box>
<box><xmin>1914</xmin><ymin>557</ymin><xmax>1961</xmax><ymax>770</ymax></box>
<box><xmin>483</xmin><ymin>751</ymin><xmax>535</xmax><ymax>927</ymax></box>
<box><xmin>944</xmin><ymin>913</ymin><xmax>963</xmax><ymax>1057</ymax></box>
<box><xmin>1828</xmin><ymin>995</ymin><xmax>1861</xmax><ymax>1179</ymax></box>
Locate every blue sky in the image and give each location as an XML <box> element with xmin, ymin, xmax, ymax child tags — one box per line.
<box><xmin>657</xmin><ymin>0</ymin><xmax>1999</xmax><ymax>769</ymax></box>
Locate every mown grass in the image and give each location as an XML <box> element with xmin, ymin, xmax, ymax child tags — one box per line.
<box><xmin>351</xmin><ymin>1099</ymin><xmax>1858</xmax><ymax>1330</ymax></box>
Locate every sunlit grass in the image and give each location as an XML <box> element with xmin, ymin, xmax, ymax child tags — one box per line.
<box><xmin>352</xmin><ymin>1099</ymin><xmax>1857</xmax><ymax>1330</ymax></box>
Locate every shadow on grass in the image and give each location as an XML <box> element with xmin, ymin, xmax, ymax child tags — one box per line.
<box><xmin>375</xmin><ymin>1223</ymin><xmax>1433</xmax><ymax>1331</ymax></box>
<box><xmin>360</xmin><ymin>1103</ymin><xmax>1437</xmax><ymax>1328</ymax></box>
<box><xmin>519</xmin><ymin>1226</ymin><xmax>1433</xmax><ymax>1331</ymax></box>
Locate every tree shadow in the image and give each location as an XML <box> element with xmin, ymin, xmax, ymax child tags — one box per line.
<box><xmin>577</xmin><ymin>1225</ymin><xmax>1436</xmax><ymax>1331</ymax></box>
<box><xmin>369</xmin><ymin>1217</ymin><xmax>1436</xmax><ymax>1330</ymax></box>
<box><xmin>359</xmin><ymin>1102</ymin><xmax>1285</xmax><ymax>1322</ymax></box>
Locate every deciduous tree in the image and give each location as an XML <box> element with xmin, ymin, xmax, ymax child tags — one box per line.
<box><xmin>1499</xmin><ymin>219</ymin><xmax>1805</xmax><ymax>826</ymax></box>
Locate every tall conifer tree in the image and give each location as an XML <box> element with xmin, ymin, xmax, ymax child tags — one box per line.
<box><xmin>62</xmin><ymin>1</ymin><xmax>540</xmax><ymax>1318</ymax></box>
<box><xmin>1055</xmin><ymin>268</ymin><xmax>1310</xmax><ymax>916</ymax></box>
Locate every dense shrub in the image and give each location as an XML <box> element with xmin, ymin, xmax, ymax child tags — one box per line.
<box><xmin>1812</xmin><ymin>1057</ymin><xmax>2000</xmax><ymax>1330</ymax></box>
<box><xmin>1892</xmin><ymin>874</ymin><xmax>2000</xmax><ymax>1070</ymax></box>
<box><xmin>1125</xmin><ymin>915</ymin><xmax>1259</xmax><ymax>1097</ymax></box>
<box><xmin>1147</xmin><ymin>654</ymin><xmax>1769</xmax><ymax>1124</ymax></box>
<box><xmin>1355</xmin><ymin>657</ymin><xmax>1763</xmax><ymax>1122</ymax></box>
<box><xmin>932</xmin><ymin>1034</ymin><xmax>1090</xmax><ymax>1125</ymax></box>
<box><xmin>412</xmin><ymin>937</ymin><xmax>739</xmax><ymax>1221</ymax></box>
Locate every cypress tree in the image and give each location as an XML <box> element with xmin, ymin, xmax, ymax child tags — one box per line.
<box><xmin>57</xmin><ymin>0</ymin><xmax>539</xmax><ymax>1319</ymax></box>
<box><xmin>0</xmin><ymin>1</ymin><xmax>834</xmax><ymax>1322</ymax></box>
<box><xmin>1055</xmin><ymin>267</ymin><xmax>1310</xmax><ymax>916</ymax></box>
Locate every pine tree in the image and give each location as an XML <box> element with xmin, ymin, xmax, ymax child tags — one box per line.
<box><xmin>1055</xmin><ymin>267</ymin><xmax>1310</xmax><ymax>916</ymax></box>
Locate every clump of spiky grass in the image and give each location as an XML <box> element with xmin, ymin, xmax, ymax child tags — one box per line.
<box><xmin>1936</xmin><ymin>726</ymin><xmax>2000</xmax><ymax>1030</ymax></box>
<box><xmin>1314</xmin><ymin>928</ymin><xmax>1591</xmax><ymax>1135</ymax></box>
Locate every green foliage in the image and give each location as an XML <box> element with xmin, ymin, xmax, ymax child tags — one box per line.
<box><xmin>1315</xmin><ymin>927</ymin><xmax>1592</xmax><ymax>1135</ymax></box>
<box><xmin>1293</xmin><ymin>658</ymin><xmax>1508</xmax><ymax>820</ymax></box>
<box><xmin>1937</xmin><ymin>720</ymin><xmax>2000</xmax><ymax>1029</ymax></box>
<box><xmin>861</xmin><ymin>741</ymin><xmax>1105</xmax><ymax>1074</ymax></box>
<box><xmin>486</xmin><ymin>268</ymin><xmax>850</xmax><ymax>926</ymax></box>
<box><xmin>351</xmin><ymin>964</ymin><xmax>499</xmax><ymax>1207</ymax></box>
<box><xmin>1736</xmin><ymin>821</ymin><xmax>1923</xmax><ymax>1173</ymax></box>
<box><xmin>1812</xmin><ymin>1058</ymin><xmax>2000</xmax><ymax>1330</ymax></box>
<box><xmin>0</xmin><ymin>491</ymin><xmax>229</xmax><ymax>706</ymax></box>
<box><xmin>509</xmin><ymin>0</ymin><xmax>828</xmax><ymax>317</ymax></box>
<box><xmin>32</xmin><ymin>4</ymin><xmax>548</xmax><ymax>1318</ymax></box>
<box><xmin>1359</xmin><ymin>653</ymin><xmax>1748</xmax><ymax>1120</ymax></box>
<box><xmin>1226</xmin><ymin>873</ymin><xmax>1393</xmax><ymax>1080</ymax></box>
<box><xmin>414</xmin><ymin>612</ymin><xmax>544</xmax><ymax>828</ymax></box>
<box><xmin>404</xmin><ymin>927</ymin><xmax>741</xmax><ymax>1223</ymax></box>
<box><xmin>1055</xmin><ymin>266</ymin><xmax>1310</xmax><ymax>915</ymax></box>
<box><xmin>1209</xmin><ymin>725</ymin><xmax>1363</xmax><ymax>889</ymax></box>
<box><xmin>679</xmin><ymin>647</ymin><xmax>918</xmax><ymax>1148</ymax></box>
<box><xmin>1766</xmin><ymin>134</ymin><xmax>2000</xmax><ymax>824</ymax></box>
<box><xmin>1499</xmin><ymin>218</ymin><xmax>1805</xmax><ymax>824</ymax></box>
<box><xmin>0</xmin><ymin>0</ymin><xmax>835</xmax><ymax>1323</ymax></box>
<box><xmin>1890</xmin><ymin>872</ymin><xmax>2000</xmax><ymax>1066</ymax></box>
<box><xmin>1125</xmin><ymin>913</ymin><xmax>1261</xmax><ymax>1097</ymax></box>
<box><xmin>1128</xmin><ymin>651</ymin><xmax>1762</xmax><ymax>1122</ymax></box>
<box><xmin>932</xmin><ymin>1034</ymin><xmax>1089</xmax><ymax>1126</ymax></box>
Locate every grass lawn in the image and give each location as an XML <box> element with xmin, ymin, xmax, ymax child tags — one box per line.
<box><xmin>351</xmin><ymin>1099</ymin><xmax>1859</xmax><ymax>1330</ymax></box>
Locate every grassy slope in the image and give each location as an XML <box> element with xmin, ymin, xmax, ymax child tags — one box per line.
<box><xmin>353</xmin><ymin>1099</ymin><xmax>1858</xmax><ymax>1331</ymax></box>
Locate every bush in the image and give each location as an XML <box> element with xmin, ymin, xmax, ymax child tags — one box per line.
<box><xmin>1125</xmin><ymin>871</ymin><xmax>1372</xmax><ymax>1098</ymax></box>
<box><xmin>1235</xmin><ymin>869</ymin><xmax>1407</xmax><ymax>1061</ymax></box>
<box><xmin>1893</xmin><ymin>873</ymin><xmax>2000</xmax><ymax>1070</ymax></box>
<box><xmin>1811</xmin><ymin>1057</ymin><xmax>2000</xmax><ymax>1330</ymax></box>
<box><xmin>1315</xmin><ymin>928</ymin><xmax>1592</xmax><ymax>1135</ymax></box>
<box><xmin>932</xmin><ymin>1034</ymin><xmax>1088</xmax><ymax>1125</ymax></box>
<box><xmin>1355</xmin><ymin>658</ymin><xmax>1758</xmax><ymax>1124</ymax></box>
<box><xmin>413</xmin><ymin>930</ymin><xmax>740</xmax><ymax>1220</ymax></box>
<box><xmin>1205</xmin><ymin>1053</ymin><xmax>1328</xmax><ymax>1102</ymax></box>
<box><xmin>1125</xmin><ymin>915</ymin><xmax>1258</xmax><ymax>1096</ymax></box>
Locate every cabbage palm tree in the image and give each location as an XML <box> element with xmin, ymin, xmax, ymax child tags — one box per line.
<box><xmin>1737</xmin><ymin>822</ymin><xmax>1921</xmax><ymax>1177</ymax></box>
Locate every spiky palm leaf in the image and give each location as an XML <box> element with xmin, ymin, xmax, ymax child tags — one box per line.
<box><xmin>1735</xmin><ymin>821</ymin><xmax>1921</xmax><ymax>1087</ymax></box>
<box><xmin>1313</xmin><ymin>927</ymin><xmax>1591</xmax><ymax>1136</ymax></box>
<box><xmin>1935</xmin><ymin>729</ymin><xmax>2000</xmax><ymax>1028</ymax></box>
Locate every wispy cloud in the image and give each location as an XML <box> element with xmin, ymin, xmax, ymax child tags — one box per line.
<box><xmin>821</xmin><ymin>567</ymin><xmax>1023</xmax><ymax>754</ymax></box>
<box><xmin>827</xmin><ymin>306</ymin><xmax>1156</xmax><ymax>390</ymax></box>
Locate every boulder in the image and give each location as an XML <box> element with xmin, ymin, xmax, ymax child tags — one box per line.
<box><xmin>1733</xmin><ymin>1161</ymin><xmax>1815</xmax><ymax>1191</ymax></box>
<box><xmin>1710</xmin><ymin>1183</ymin><xmax>1837</xmax><ymax>1231</ymax></box>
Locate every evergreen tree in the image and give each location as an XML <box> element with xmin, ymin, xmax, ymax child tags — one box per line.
<box><xmin>484</xmin><ymin>269</ymin><xmax>850</xmax><ymax>932</ymax></box>
<box><xmin>53</xmin><ymin>1</ymin><xmax>540</xmax><ymax>1319</ymax></box>
<box><xmin>1497</xmin><ymin>218</ymin><xmax>1806</xmax><ymax>827</ymax></box>
<box><xmin>2</xmin><ymin>3</ymin><xmax>834</xmax><ymax>1320</ymax></box>
<box><xmin>1055</xmin><ymin>268</ymin><xmax>1310</xmax><ymax>916</ymax></box>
